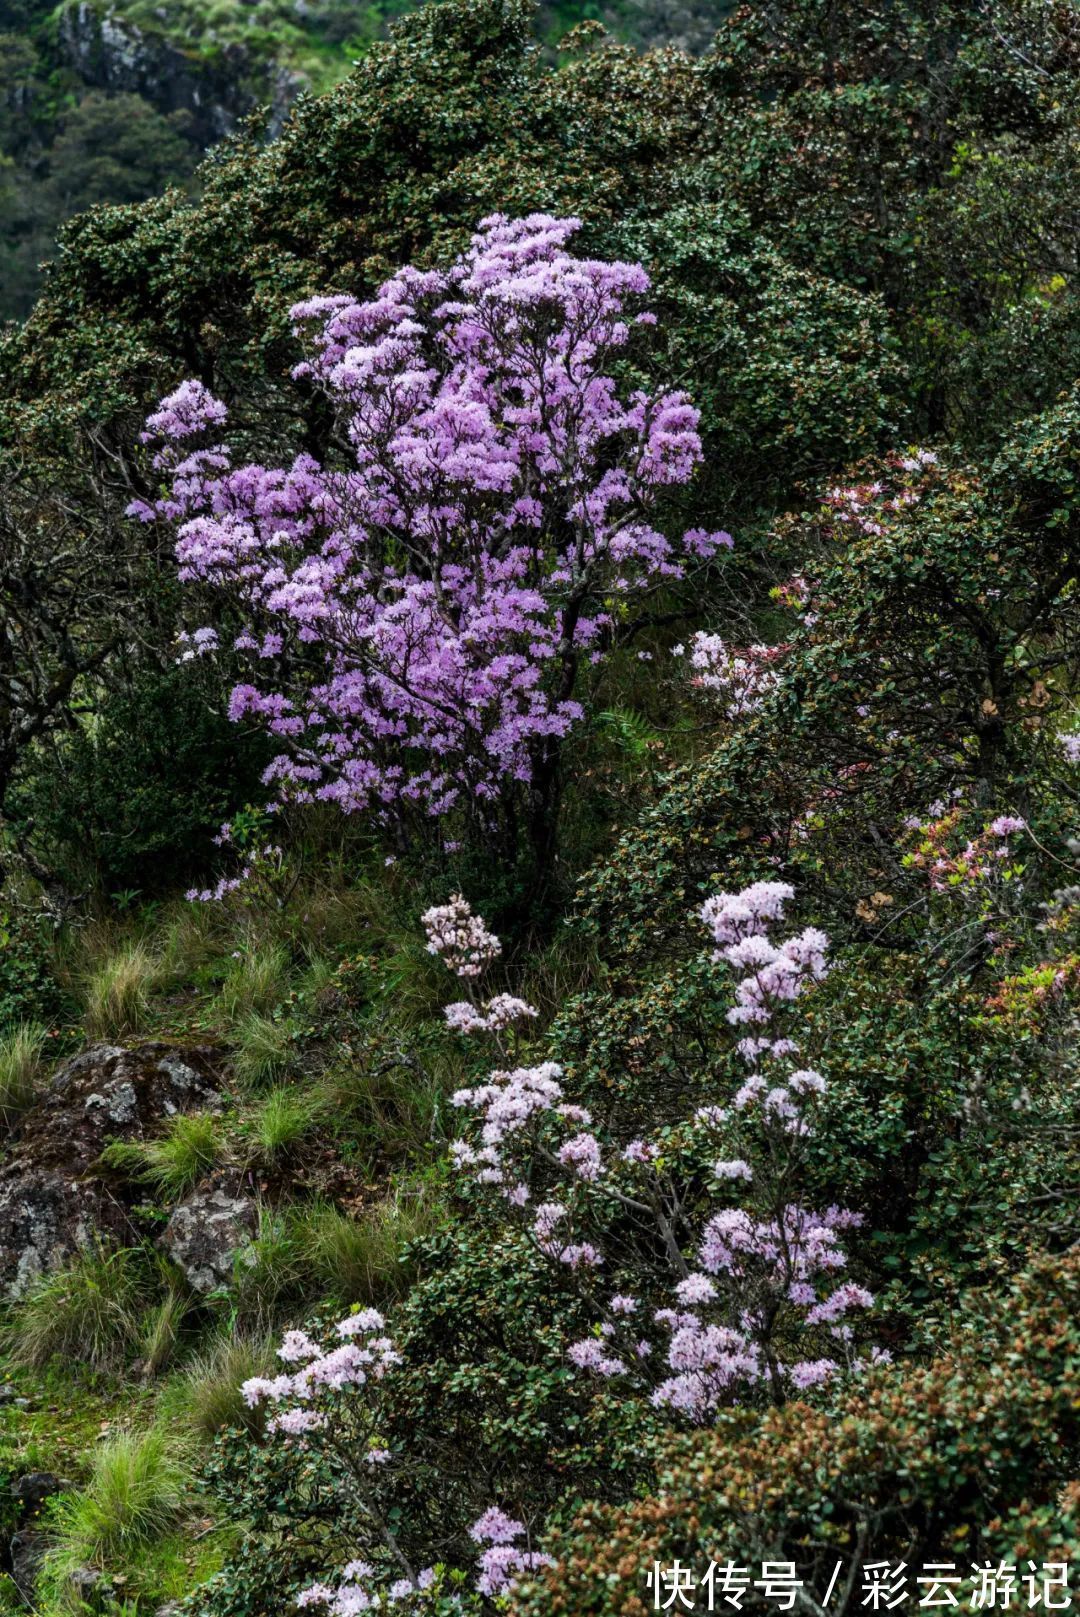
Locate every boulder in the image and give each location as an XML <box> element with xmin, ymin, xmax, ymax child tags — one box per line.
<box><xmin>66</xmin><ymin>1566</ymin><xmax>109</xmax><ymax>1600</ymax></box>
<box><xmin>9</xmin><ymin>1528</ymin><xmax>44</xmax><ymax>1604</ymax></box>
<box><xmin>56</xmin><ymin>2</ymin><xmax>305</xmax><ymax>144</ymax></box>
<box><xmin>0</xmin><ymin>1043</ymin><xmax>223</xmax><ymax>1297</ymax></box>
<box><xmin>11</xmin><ymin>1472</ymin><xmax>71</xmax><ymax>1511</ymax></box>
<box><xmin>160</xmin><ymin>1171</ymin><xmax>257</xmax><ymax>1294</ymax></box>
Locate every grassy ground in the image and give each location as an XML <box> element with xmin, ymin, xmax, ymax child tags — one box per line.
<box><xmin>0</xmin><ymin>862</ymin><xmax>513</xmax><ymax>1610</ymax></box>
<box><xmin>0</xmin><ymin>1360</ymin><xmax>234</xmax><ymax>1613</ymax></box>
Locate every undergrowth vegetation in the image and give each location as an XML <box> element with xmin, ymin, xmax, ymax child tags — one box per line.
<box><xmin>0</xmin><ymin>1022</ymin><xmax>45</xmax><ymax>1130</ymax></box>
<box><xmin>5</xmin><ymin>1247</ymin><xmax>151</xmax><ymax>1375</ymax></box>
<box><xmin>0</xmin><ymin>0</ymin><xmax>1078</xmax><ymax>1613</ymax></box>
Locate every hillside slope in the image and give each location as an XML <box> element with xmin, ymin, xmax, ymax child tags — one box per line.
<box><xmin>0</xmin><ymin>2</ymin><xmax>1077</xmax><ymax>1613</ymax></box>
<box><xmin>0</xmin><ymin>0</ymin><xmax>726</xmax><ymax>318</ymax></box>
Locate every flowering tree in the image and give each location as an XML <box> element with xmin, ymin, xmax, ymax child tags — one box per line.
<box><xmin>134</xmin><ymin>214</ymin><xmax>730</xmax><ymax>874</ymax></box>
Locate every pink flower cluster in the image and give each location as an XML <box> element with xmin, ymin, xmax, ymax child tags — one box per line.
<box><xmin>443</xmin><ymin>994</ymin><xmax>538</xmax><ymax>1035</ymax></box>
<box><xmin>450</xmin><ymin>1052</ymin><xmax>605</xmax><ymax>1266</ymax></box>
<box><xmin>135</xmin><ymin>215</ymin><xmax>731</xmax><ymax>826</ymax></box>
<box><xmin>774</xmin><ymin>572</ymin><xmax>815</xmax><ymax>627</ymax></box>
<box><xmin>905</xmin><ymin>809</ymin><xmax>1026</xmax><ymax>894</ymax></box>
<box><xmin>422</xmin><ymin>893</ymin><xmax>502</xmax><ymax>978</ymax></box>
<box><xmin>682</xmin><ymin>631</ymin><xmax>784</xmax><ymax>718</ymax></box>
<box><xmin>424</xmin><ymin>892</ymin><xmax>540</xmax><ymax>1049</ymax></box>
<box><xmin>241</xmin><ymin>1308</ymin><xmax>399</xmax><ymax>1436</ymax></box>
<box><xmin>701</xmin><ymin>886</ymin><xmax>827</xmax><ymax>1060</ymax></box>
<box><xmin>469</xmin><ymin>1508</ymin><xmax>555</xmax><ymax>1598</ymax></box>
<box><xmin>822</xmin><ymin>452</ymin><xmax>933</xmax><ymax>540</ymax></box>
<box><xmin>562</xmin><ymin>882</ymin><xmax>876</xmax><ymax>1418</ymax></box>
<box><xmin>298</xmin><ymin>1562</ymin><xmax>436</xmax><ymax>1614</ymax></box>
<box><xmin>647</xmin><ymin>1204</ymin><xmax>872</xmax><ymax>1417</ymax></box>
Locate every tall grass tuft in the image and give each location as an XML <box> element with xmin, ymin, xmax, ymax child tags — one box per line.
<box><xmin>246</xmin><ymin>1084</ymin><xmax>318</xmax><ymax>1164</ymax></box>
<box><xmin>218</xmin><ymin>943</ymin><xmax>292</xmax><ymax>1020</ymax></box>
<box><xmin>178</xmin><ymin>1331</ymin><xmax>276</xmax><ymax>1440</ymax></box>
<box><xmin>0</xmin><ymin>1021</ymin><xmax>47</xmax><ymax>1129</ymax></box>
<box><xmin>299</xmin><ymin>1178</ymin><xmax>447</xmax><ymax>1306</ymax></box>
<box><xmin>39</xmin><ymin>1427</ymin><xmax>187</xmax><ymax>1597</ymax></box>
<box><xmin>326</xmin><ymin>1050</ymin><xmax>445</xmax><ymax>1164</ymax></box>
<box><xmin>232</xmin><ymin>1011</ymin><xmax>292</xmax><ymax>1088</ymax></box>
<box><xmin>101</xmin><ymin>1111</ymin><xmax>222</xmax><ymax>1198</ymax></box>
<box><xmin>228</xmin><ymin>1208</ymin><xmax>307</xmax><ymax>1324</ymax></box>
<box><xmin>5</xmin><ymin>1245</ymin><xmax>145</xmax><ymax>1372</ymax></box>
<box><xmin>82</xmin><ymin>940</ymin><xmax>166</xmax><ymax>1039</ymax></box>
<box><xmin>138</xmin><ymin>1288</ymin><xmax>189</xmax><ymax>1377</ymax></box>
<box><xmin>161</xmin><ymin>901</ymin><xmax>222</xmax><ymax>981</ymax></box>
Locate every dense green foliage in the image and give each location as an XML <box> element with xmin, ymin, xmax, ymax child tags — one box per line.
<box><xmin>0</xmin><ymin>1</ymin><xmax>1077</xmax><ymax>1613</ymax></box>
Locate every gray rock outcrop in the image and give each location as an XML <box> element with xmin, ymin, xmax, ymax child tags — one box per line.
<box><xmin>160</xmin><ymin>1171</ymin><xmax>257</xmax><ymax>1293</ymax></box>
<box><xmin>0</xmin><ymin>1043</ymin><xmax>223</xmax><ymax>1297</ymax></box>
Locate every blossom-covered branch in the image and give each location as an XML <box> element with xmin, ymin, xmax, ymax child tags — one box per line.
<box><xmin>439</xmin><ymin>885</ymin><xmax>877</xmax><ymax>1419</ymax></box>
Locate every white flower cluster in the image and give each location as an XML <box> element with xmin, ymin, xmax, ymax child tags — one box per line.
<box><xmin>421</xmin><ymin>893</ymin><xmax>502</xmax><ymax>978</ymax></box>
<box><xmin>684</xmin><ymin>631</ymin><xmax>782</xmax><ymax>718</ymax></box>
<box><xmin>443</xmin><ymin>993</ymin><xmax>538</xmax><ymax>1034</ymax></box>
<box><xmin>241</xmin><ymin>1308</ymin><xmax>399</xmax><ymax>1436</ymax></box>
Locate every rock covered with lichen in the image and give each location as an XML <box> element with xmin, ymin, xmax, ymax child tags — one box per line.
<box><xmin>0</xmin><ymin>1043</ymin><xmax>222</xmax><ymax>1296</ymax></box>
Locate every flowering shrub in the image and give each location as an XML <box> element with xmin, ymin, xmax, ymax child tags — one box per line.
<box><xmin>227</xmin><ymin>879</ymin><xmax>875</xmax><ymax>1611</ymax></box>
<box><xmin>469</xmin><ymin>1510</ymin><xmax>554</xmax><ymax>1600</ymax></box>
<box><xmin>903</xmin><ymin>808</ymin><xmax>1026</xmax><ymax>897</ymax></box>
<box><xmin>511</xmin><ymin>1250</ymin><xmax>1080</xmax><ymax>1617</ymax></box>
<box><xmin>442</xmin><ymin>884</ymin><xmax>874</xmax><ymax>1417</ymax></box>
<box><xmin>896</xmin><ymin>805</ymin><xmax>1030</xmax><ymax>973</ymax></box>
<box><xmin>237</xmin><ymin>1290</ymin><xmax>564</xmax><ymax>1611</ymax></box>
<box><xmin>239</xmin><ymin>1310</ymin><xmax>430</xmax><ymax>1601</ymax></box>
<box><xmin>134</xmin><ymin>215</ymin><xmax>730</xmax><ymax>868</ymax></box>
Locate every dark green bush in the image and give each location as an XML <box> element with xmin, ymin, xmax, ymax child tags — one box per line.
<box><xmin>0</xmin><ymin>905</ymin><xmax>67</xmax><ymax>1031</ymax></box>
<box><xmin>9</xmin><ymin>665</ymin><xmax>271</xmax><ymax>898</ymax></box>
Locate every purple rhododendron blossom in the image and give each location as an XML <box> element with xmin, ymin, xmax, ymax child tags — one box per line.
<box><xmin>136</xmin><ymin>215</ymin><xmax>730</xmax><ymax>834</ymax></box>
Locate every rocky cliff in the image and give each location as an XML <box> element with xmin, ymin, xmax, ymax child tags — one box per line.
<box><xmin>56</xmin><ymin>1</ymin><xmax>305</xmax><ymax>144</ymax></box>
<box><xmin>0</xmin><ymin>0</ymin><xmax>730</xmax><ymax>316</ymax></box>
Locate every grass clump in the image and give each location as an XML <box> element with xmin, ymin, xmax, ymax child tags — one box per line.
<box><xmin>177</xmin><ymin>1330</ymin><xmax>276</xmax><ymax>1440</ymax></box>
<box><xmin>81</xmin><ymin>940</ymin><xmax>165</xmax><ymax>1039</ymax></box>
<box><xmin>5</xmin><ymin>1245</ymin><xmax>145</xmax><ymax>1373</ymax></box>
<box><xmin>39</xmin><ymin>1427</ymin><xmax>187</xmax><ymax>1597</ymax></box>
<box><xmin>0</xmin><ymin>1020</ymin><xmax>47</xmax><ymax>1128</ymax></box>
<box><xmin>138</xmin><ymin>1288</ymin><xmax>189</xmax><ymax>1377</ymax></box>
<box><xmin>218</xmin><ymin>943</ymin><xmax>292</xmax><ymax>1020</ymax></box>
<box><xmin>244</xmin><ymin>1084</ymin><xmax>319</xmax><ymax>1164</ymax></box>
<box><xmin>161</xmin><ymin>901</ymin><xmax>222</xmax><ymax>980</ymax></box>
<box><xmin>300</xmin><ymin>1178</ymin><xmax>447</xmax><ymax>1305</ymax></box>
<box><xmin>101</xmin><ymin>1110</ymin><xmax>222</xmax><ymax>1197</ymax></box>
<box><xmin>228</xmin><ymin>1208</ymin><xmax>307</xmax><ymax>1323</ymax></box>
<box><xmin>325</xmin><ymin>1047</ymin><xmax>445</xmax><ymax>1165</ymax></box>
<box><xmin>231</xmin><ymin>1010</ymin><xmax>292</xmax><ymax>1087</ymax></box>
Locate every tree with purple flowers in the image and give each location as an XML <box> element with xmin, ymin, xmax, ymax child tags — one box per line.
<box><xmin>134</xmin><ymin>214</ymin><xmax>730</xmax><ymax>880</ymax></box>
